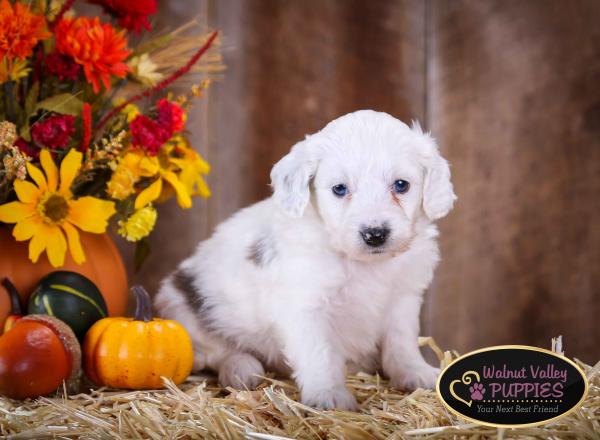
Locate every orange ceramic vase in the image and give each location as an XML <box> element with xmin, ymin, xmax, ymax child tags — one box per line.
<box><xmin>0</xmin><ymin>226</ymin><xmax>128</xmax><ymax>326</ymax></box>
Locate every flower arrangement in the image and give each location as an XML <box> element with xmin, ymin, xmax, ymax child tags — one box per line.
<box><xmin>0</xmin><ymin>0</ymin><xmax>221</xmax><ymax>268</ymax></box>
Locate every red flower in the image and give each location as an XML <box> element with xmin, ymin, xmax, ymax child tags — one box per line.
<box><xmin>15</xmin><ymin>138</ymin><xmax>40</xmax><ymax>159</ymax></box>
<box><xmin>157</xmin><ymin>99</ymin><xmax>185</xmax><ymax>134</ymax></box>
<box><xmin>31</xmin><ymin>114</ymin><xmax>75</xmax><ymax>149</ymax></box>
<box><xmin>90</xmin><ymin>0</ymin><xmax>158</xmax><ymax>33</ymax></box>
<box><xmin>130</xmin><ymin>115</ymin><xmax>170</xmax><ymax>155</ymax></box>
<box><xmin>55</xmin><ymin>17</ymin><xmax>130</xmax><ymax>93</ymax></box>
<box><xmin>45</xmin><ymin>52</ymin><xmax>81</xmax><ymax>81</ymax></box>
<box><xmin>0</xmin><ymin>0</ymin><xmax>51</xmax><ymax>60</ymax></box>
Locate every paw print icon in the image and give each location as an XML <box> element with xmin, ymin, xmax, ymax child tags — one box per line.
<box><xmin>469</xmin><ymin>383</ymin><xmax>486</xmax><ymax>400</ymax></box>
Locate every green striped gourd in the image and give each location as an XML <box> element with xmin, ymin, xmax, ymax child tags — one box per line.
<box><xmin>28</xmin><ymin>271</ymin><xmax>108</xmax><ymax>341</ymax></box>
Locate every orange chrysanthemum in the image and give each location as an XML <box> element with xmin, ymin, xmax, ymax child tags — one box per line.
<box><xmin>55</xmin><ymin>17</ymin><xmax>131</xmax><ymax>93</ymax></box>
<box><xmin>0</xmin><ymin>0</ymin><xmax>51</xmax><ymax>61</ymax></box>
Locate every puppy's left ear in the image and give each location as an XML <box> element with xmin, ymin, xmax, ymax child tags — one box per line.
<box><xmin>410</xmin><ymin>121</ymin><xmax>456</xmax><ymax>220</ymax></box>
<box><xmin>422</xmin><ymin>150</ymin><xmax>456</xmax><ymax>220</ymax></box>
<box><xmin>270</xmin><ymin>137</ymin><xmax>319</xmax><ymax>217</ymax></box>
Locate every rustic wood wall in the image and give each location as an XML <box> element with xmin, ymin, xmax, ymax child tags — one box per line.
<box><xmin>426</xmin><ymin>0</ymin><xmax>600</xmax><ymax>363</ymax></box>
<box><xmin>128</xmin><ymin>0</ymin><xmax>599</xmax><ymax>363</ymax></box>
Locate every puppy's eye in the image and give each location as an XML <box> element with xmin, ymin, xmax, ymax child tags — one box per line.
<box><xmin>332</xmin><ymin>184</ymin><xmax>349</xmax><ymax>197</ymax></box>
<box><xmin>393</xmin><ymin>179</ymin><xmax>410</xmax><ymax>194</ymax></box>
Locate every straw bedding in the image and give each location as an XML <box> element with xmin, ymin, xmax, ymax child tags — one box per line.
<box><xmin>1</xmin><ymin>338</ymin><xmax>598</xmax><ymax>439</ymax></box>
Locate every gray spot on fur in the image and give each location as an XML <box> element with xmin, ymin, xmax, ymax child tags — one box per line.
<box><xmin>247</xmin><ymin>233</ymin><xmax>276</xmax><ymax>267</ymax></box>
<box><xmin>173</xmin><ymin>268</ymin><xmax>203</xmax><ymax>309</ymax></box>
<box><xmin>172</xmin><ymin>268</ymin><xmax>222</xmax><ymax>335</ymax></box>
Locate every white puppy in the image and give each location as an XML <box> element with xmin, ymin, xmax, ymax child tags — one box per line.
<box><xmin>155</xmin><ymin>110</ymin><xmax>456</xmax><ymax>410</ymax></box>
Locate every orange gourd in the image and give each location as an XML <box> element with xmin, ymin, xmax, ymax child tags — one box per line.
<box><xmin>0</xmin><ymin>227</ymin><xmax>128</xmax><ymax>327</ymax></box>
<box><xmin>0</xmin><ymin>315</ymin><xmax>81</xmax><ymax>399</ymax></box>
<box><xmin>83</xmin><ymin>286</ymin><xmax>194</xmax><ymax>389</ymax></box>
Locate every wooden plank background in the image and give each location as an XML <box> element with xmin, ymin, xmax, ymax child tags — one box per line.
<box><xmin>426</xmin><ymin>0</ymin><xmax>600</xmax><ymax>363</ymax></box>
<box><xmin>122</xmin><ymin>0</ymin><xmax>600</xmax><ymax>363</ymax></box>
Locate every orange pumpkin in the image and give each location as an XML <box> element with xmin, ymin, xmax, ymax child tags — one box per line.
<box><xmin>0</xmin><ymin>227</ymin><xmax>128</xmax><ymax>326</ymax></box>
<box><xmin>84</xmin><ymin>286</ymin><xmax>194</xmax><ymax>389</ymax></box>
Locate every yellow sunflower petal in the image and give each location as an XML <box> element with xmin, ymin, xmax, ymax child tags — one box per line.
<box><xmin>67</xmin><ymin>197</ymin><xmax>116</xmax><ymax>233</ymax></box>
<box><xmin>191</xmin><ymin>152</ymin><xmax>210</xmax><ymax>174</ymax></box>
<box><xmin>134</xmin><ymin>178</ymin><xmax>162</xmax><ymax>210</ymax></box>
<box><xmin>40</xmin><ymin>150</ymin><xmax>59</xmax><ymax>192</ymax></box>
<box><xmin>14</xmin><ymin>180</ymin><xmax>41</xmax><ymax>204</ymax></box>
<box><xmin>139</xmin><ymin>156</ymin><xmax>160</xmax><ymax>176</ymax></box>
<box><xmin>163</xmin><ymin>171</ymin><xmax>192</xmax><ymax>209</ymax></box>
<box><xmin>62</xmin><ymin>222</ymin><xmax>85</xmax><ymax>264</ymax></box>
<box><xmin>0</xmin><ymin>201</ymin><xmax>35</xmax><ymax>223</ymax></box>
<box><xmin>45</xmin><ymin>226</ymin><xmax>67</xmax><ymax>268</ymax></box>
<box><xmin>29</xmin><ymin>224</ymin><xmax>50</xmax><ymax>263</ymax></box>
<box><xmin>196</xmin><ymin>175</ymin><xmax>211</xmax><ymax>198</ymax></box>
<box><xmin>13</xmin><ymin>216</ymin><xmax>43</xmax><ymax>241</ymax></box>
<box><xmin>25</xmin><ymin>162</ymin><xmax>47</xmax><ymax>191</ymax></box>
<box><xmin>59</xmin><ymin>149</ymin><xmax>83</xmax><ymax>195</ymax></box>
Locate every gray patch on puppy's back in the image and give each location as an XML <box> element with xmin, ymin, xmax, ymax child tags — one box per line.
<box><xmin>172</xmin><ymin>267</ymin><xmax>203</xmax><ymax>309</ymax></box>
<box><xmin>247</xmin><ymin>233</ymin><xmax>277</xmax><ymax>267</ymax></box>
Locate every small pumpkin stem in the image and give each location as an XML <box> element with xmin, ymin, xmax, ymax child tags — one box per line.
<box><xmin>132</xmin><ymin>286</ymin><xmax>153</xmax><ymax>322</ymax></box>
<box><xmin>2</xmin><ymin>278</ymin><xmax>22</xmax><ymax>315</ymax></box>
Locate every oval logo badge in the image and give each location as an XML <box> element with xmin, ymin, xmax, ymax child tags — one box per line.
<box><xmin>436</xmin><ymin>345</ymin><xmax>588</xmax><ymax>428</ymax></box>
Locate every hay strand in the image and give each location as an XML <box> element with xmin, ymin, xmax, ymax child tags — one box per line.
<box><xmin>1</xmin><ymin>341</ymin><xmax>598</xmax><ymax>439</ymax></box>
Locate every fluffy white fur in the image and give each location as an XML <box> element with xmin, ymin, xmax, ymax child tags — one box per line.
<box><xmin>155</xmin><ymin>110</ymin><xmax>456</xmax><ymax>410</ymax></box>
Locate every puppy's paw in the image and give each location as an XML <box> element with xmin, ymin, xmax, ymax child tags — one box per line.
<box><xmin>301</xmin><ymin>386</ymin><xmax>358</xmax><ymax>411</ymax></box>
<box><xmin>390</xmin><ymin>364</ymin><xmax>440</xmax><ymax>391</ymax></box>
<box><xmin>218</xmin><ymin>353</ymin><xmax>265</xmax><ymax>390</ymax></box>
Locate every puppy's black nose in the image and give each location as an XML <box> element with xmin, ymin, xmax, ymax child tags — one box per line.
<box><xmin>360</xmin><ymin>227</ymin><xmax>390</xmax><ymax>247</ymax></box>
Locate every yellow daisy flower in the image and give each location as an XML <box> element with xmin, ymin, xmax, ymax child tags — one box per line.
<box><xmin>127</xmin><ymin>149</ymin><xmax>192</xmax><ymax>210</ymax></box>
<box><xmin>170</xmin><ymin>136</ymin><xmax>211</xmax><ymax>198</ymax></box>
<box><xmin>0</xmin><ymin>149</ymin><xmax>116</xmax><ymax>267</ymax></box>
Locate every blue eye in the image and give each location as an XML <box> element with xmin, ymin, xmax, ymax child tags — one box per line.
<box><xmin>332</xmin><ymin>184</ymin><xmax>348</xmax><ymax>197</ymax></box>
<box><xmin>393</xmin><ymin>179</ymin><xmax>410</xmax><ymax>194</ymax></box>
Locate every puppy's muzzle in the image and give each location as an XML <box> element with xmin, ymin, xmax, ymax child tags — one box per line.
<box><xmin>360</xmin><ymin>226</ymin><xmax>390</xmax><ymax>247</ymax></box>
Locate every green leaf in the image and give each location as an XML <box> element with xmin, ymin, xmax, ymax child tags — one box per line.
<box><xmin>19</xmin><ymin>124</ymin><xmax>31</xmax><ymax>142</ymax></box>
<box><xmin>25</xmin><ymin>81</ymin><xmax>40</xmax><ymax>116</ymax></box>
<box><xmin>35</xmin><ymin>93</ymin><xmax>83</xmax><ymax>116</ymax></box>
<box><xmin>134</xmin><ymin>238</ymin><xmax>151</xmax><ymax>273</ymax></box>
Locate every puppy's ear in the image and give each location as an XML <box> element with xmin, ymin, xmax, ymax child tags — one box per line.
<box><xmin>422</xmin><ymin>150</ymin><xmax>456</xmax><ymax>220</ymax></box>
<box><xmin>270</xmin><ymin>138</ymin><xmax>318</xmax><ymax>217</ymax></box>
<box><xmin>410</xmin><ymin>121</ymin><xmax>456</xmax><ymax>220</ymax></box>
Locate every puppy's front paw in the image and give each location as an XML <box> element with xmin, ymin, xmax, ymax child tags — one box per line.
<box><xmin>218</xmin><ymin>353</ymin><xmax>265</xmax><ymax>390</ymax></box>
<box><xmin>390</xmin><ymin>364</ymin><xmax>440</xmax><ymax>391</ymax></box>
<box><xmin>301</xmin><ymin>386</ymin><xmax>358</xmax><ymax>411</ymax></box>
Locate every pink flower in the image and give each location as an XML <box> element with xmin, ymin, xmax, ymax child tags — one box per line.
<box><xmin>45</xmin><ymin>52</ymin><xmax>81</xmax><ymax>81</ymax></box>
<box><xmin>31</xmin><ymin>114</ymin><xmax>75</xmax><ymax>149</ymax></box>
<box><xmin>130</xmin><ymin>114</ymin><xmax>170</xmax><ymax>155</ymax></box>
<box><xmin>157</xmin><ymin>99</ymin><xmax>185</xmax><ymax>134</ymax></box>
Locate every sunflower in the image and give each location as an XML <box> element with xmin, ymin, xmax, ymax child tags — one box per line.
<box><xmin>0</xmin><ymin>149</ymin><xmax>116</xmax><ymax>267</ymax></box>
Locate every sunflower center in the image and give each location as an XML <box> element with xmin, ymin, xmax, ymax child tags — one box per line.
<box><xmin>39</xmin><ymin>193</ymin><xmax>70</xmax><ymax>224</ymax></box>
